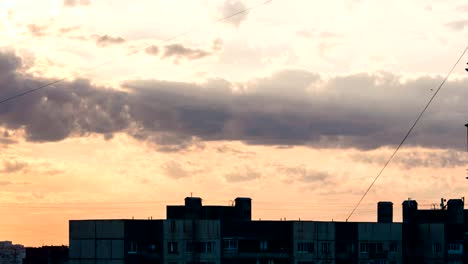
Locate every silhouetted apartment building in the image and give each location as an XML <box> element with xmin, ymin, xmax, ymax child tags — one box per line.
<box><xmin>0</xmin><ymin>241</ymin><xmax>26</xmax><ymax>264</ymax></box>
<box><xmin>68</xmin><ymin>196</ymin><xmax>468</xmax><ymax>264</ymax></box>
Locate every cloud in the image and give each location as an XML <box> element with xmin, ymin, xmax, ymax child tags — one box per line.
<box><xmin>1</xmin><ymin>160</ymin><xmax>28</xmax><ymax>173</ymax></box>
<box><xmin>296</xmin><ymin>29</ymin><xmax>315</xmax><ymax>38</ymax></box>
<box><xmin>225</xmin><ymin>167</ymin><xmax>260</xmax><ymax>182</ymax></box>
<box><xmin>212</xmin><ymin>38</ymin><xmax>224</xmax><ymax>52</ymax></box>
<box><xmin>277</xmin><ymin>165</ymin><xmax>329</xmax><ymax>183</ymax></box>
<box><xmin>58</xmin><ymin>26</ymin><xmax>81</xmax><ymax>34</ymax></box>
<box><xmin>445</xmin><ymin>20</ymin><xmax>468</xmax><ymax>31</ymax></box>
<box><xmin>220</xmin><ymin>0</ymin><xmax>249</xmax><ymax>27</ymax></box>
<box><xmin>27</xmin><ymin>24</ymin><xmax>48</xmax><ymax>37</ymax></box>
<box><xmin>351</xmin><ymin>149</ymin><xmax>468</xmax><ymax>169</ymax></box>
<box><xmin>1</xmin><ymin>51</ymin><xmax>468</xmax><ymax>152</ymax></box>
<box><xmin>94</xmin><ymin>35</ymin><xmax>126</xmax><ymax>47</ymax></box>
<box><xmin>163</xmin><ymin>161</ymin><xmax>190</xmax><ymax>179</ymax></box>
<box><xmin>0</xmin><ymin>181</ymin><xmax>31</xmax><ymax>186</ymax></box>
<box><xmin>163</xmin><ymin>44</ymin><xmax>211</xmax><ymax>61</ymax></box>
<box><xmin>455</xmin><ymin>5</ymin><xmax>468</xmax><ymax>12</ymax></box>
<box><xmin>64</xmin><ymin>0</ymin><xmax>90</xmax><ymax>7</ymax></box>
<box><xmin>145</xmin><ymin>45</ymin><xmax>160</xmax><ymax>56</ymax></box>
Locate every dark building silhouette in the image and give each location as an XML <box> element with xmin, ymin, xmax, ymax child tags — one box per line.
<box><xmin>69</xmin><ymin>196</ymin><xmax>468</xmax><ymax>264</ymax></box>
<box><xmin>167</xmin><ymin>197</ymin><xmax>251</xmax><ymax>221</ymax></box>
<box><xmin>22</xmin><ymin>246</ymin><xmax>68</xmax><ymax>264</ymax></box>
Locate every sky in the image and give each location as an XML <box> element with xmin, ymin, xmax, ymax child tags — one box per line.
<box><xmin>0</xmin><ymin>0</ymin><xmax>468</xmax><ymax>246</ymax></box>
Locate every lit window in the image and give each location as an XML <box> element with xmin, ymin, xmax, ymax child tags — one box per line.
<box><xmin>260</xmin><ymin>241</ymin><xmax>268</xmax><ymax>251</ymax></box>
<box><xmin>168</xmin><ymin>242</ymin><xmax>178</xmax><ymax>254</ymax></box>
<box><xmin>128</xmin><ymin>242</ymin><xmax>138</xmax><ymax>254</ymax></box>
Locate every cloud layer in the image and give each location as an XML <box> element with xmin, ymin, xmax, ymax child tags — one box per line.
<box><xmin>0</xmin><ymin>51</ymin><xmax>467</xmax><ymax>151</ymax></box>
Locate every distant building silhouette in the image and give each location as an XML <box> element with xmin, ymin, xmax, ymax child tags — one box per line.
<box><xmin>0</xmin><ymin>241</ymin><xmax>25</xmax><ymax>264</ymax></box>
<box><xmin>22</xmin><ymin>246</ymin><xmax>68</xmax><ymax>264</ymax></box>
<box><xmin>69</xmin><ymin>196</ymin><xmax>468</xmax><ymax>264</ymax></box>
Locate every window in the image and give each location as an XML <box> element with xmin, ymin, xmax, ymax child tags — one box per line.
<box><xmin>374</xmin><ymin>260</ymin><xmax>386</xmax><ymax>264</ymax></box>
<box><xmin>186</xmin><ymin>241</ymin><xmax>195</xmax><ymax>252</ymax></box>
<box><xmin>376</xmin><ymin>243</ymin><xmax>383</xmax><ymax>253</ymax></box>
<box><xmin>260</xmin><ymin>240</ymin><xmax>268</xmax><ymax>251</ymax></box>
<box><xmin>170</xmin><ymin>220</ymin><xmax>176</xmax><ymax>233</ymax></box>
<box><xmin>297</xmin><ymin>242</ymin><xmax>314</xmax><ymax>253</ymax></box>
<box><xmin>448</xmin><ymin>243</ymin><xmax>463</xmax><ymax>254</ymax></box>
<box><xmin>321</xmin><ymin>242</ymin><xmax>331</xmax><ymax>254</ymax></box>
<box><xmin>128</xmin><ymin>242</ymin><xmax>138</xmax><ymax>254</ymax></box>
<box><xmin>168</xmin><ymin>242</ymin><xmax>178</xmax><ymax>254</ymax></box>
<box><xmin>223</xmin><ymin>239</ymin><xmax>238</xmax><ymax>251</ymax></box>
<box><xmin>390</xmin><ymin>242</ymin><xmax>398</xmax><ymax>253</ymax></box>
<box><xmin>360</xmin><ymin>243</ymin><xmax>369</xmax><ymax>253</ymax></box>
<box><xmin>448</xmin><ymin>244</ymin><xmax>461</xmax><ymax>250</ymax></box>
<box><xmin>201</xmin><ymin>242</ymin><xmax>213</xmax><ymax>253</ymax></box>
<box><xmin>432</xmin><ymin>242</ymin><xmax>441</xmax><ymax>253</ymax></box>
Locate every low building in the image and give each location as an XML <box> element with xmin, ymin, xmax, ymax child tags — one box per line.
<box><xmin>23</xmin><ymin>246</ymin><xmax>68</xmax><ymax>264</ymax></box>
<box><xmin>0</xmin><ymin>241</ymin><xmax>26</xmax><ymax>264</ymax></box>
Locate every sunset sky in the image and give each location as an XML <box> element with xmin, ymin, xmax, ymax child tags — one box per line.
<box><xmin>1</xmin><ymin>0</ymin><xmax>468</xmax><ymax>246</ymax></box>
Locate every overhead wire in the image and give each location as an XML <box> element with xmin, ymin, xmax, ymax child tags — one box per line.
<box><xmin>346</xmin><ymin>45</ymin><xmax>468</xmax><ymax>222</ymax></box>
<box><xmin>0</xmin><ymin>0</ymin><xmax>273</xmax><ymax>106</ymax></box>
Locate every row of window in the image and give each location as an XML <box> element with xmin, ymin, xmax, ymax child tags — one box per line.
<box><xmin>297</xmin><ymin>242</ymin><xmax>331</xmax><ymax>254</ymax></box>
<box><xmin>433</xmin><ymin>243</ymin><xmax>463</xmax><ymax>253</ymax></box>
<box><xmin>168</xmin><ymin>242</ymin><xmax>215</xmax><ymax>254</ymax></box>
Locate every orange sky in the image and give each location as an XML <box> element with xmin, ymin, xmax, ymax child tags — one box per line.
<box><xmin>1</xmin><ymin>0</ymin><xmax>468</xmax><ymax>247</ymax></box>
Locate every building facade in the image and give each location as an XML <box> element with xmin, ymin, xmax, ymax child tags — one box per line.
<box><xmin>69</xmin><ymin>196</ymin><xmax>468</xmax><ymax>264</ymax></box>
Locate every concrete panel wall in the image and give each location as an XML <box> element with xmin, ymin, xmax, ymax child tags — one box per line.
<box><xmin>96</xmin><ymin>221</ymin><xmax>124</xmax><ymax>239</ymax></box>
<box><xmin>97</xmin><ymin>240</ymin><xmax>111</xmax><ymax>259</ymax></box>
<box><xmin>81</xmin><ymin>239</ymin><xmax>95</xmax><ymax>259</ymax></box>
<box><xmin>358</xmin><ymin>223</ymin><xmax>402</xmax><ymax>241</ymax></box>
<box><xmin>69</xmin><ymin>239</ymin><xmax>81</xmax><ymax>259</ymax></box>
<box><xmin>70</xmin><ymin>220</ymin><xmax>96</xmax><ymax>239</ymax></box>
<box><xmin>111</xmin><ymin>240</ymin><xmax>124</xmax><ymax>259</ymax></box>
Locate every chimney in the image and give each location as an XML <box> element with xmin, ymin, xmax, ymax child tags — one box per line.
<box><xmin>377</xmin><ymin>202</ymin><xmax>393</xmax><ymax>223</ymax></box>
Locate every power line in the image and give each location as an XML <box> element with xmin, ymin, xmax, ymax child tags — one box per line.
<box><xmin>346</xmin><ymin>45</ymin><xmax>468</xmax><ymax>222</ymax></box>
<box><xmin>0</xmin><ymin>0</ymin><xmax>273</xmax><ymax>106</ymax></box>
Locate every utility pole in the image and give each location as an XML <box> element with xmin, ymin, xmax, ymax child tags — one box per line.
<box><xmin>465</xmin><ymin>123</ymin><xmax>468</xmax><ymax>153</ymax></box>
<box><xmin>465</xmin><ymin>123</ymin><xmax>468</xmax><ymax>179</ymax></box>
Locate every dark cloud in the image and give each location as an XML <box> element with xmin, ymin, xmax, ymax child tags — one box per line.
<box><xmin>351</xmin><ymin>150</ymin><xmax>468</xmax><ymax>169</ymax></box>
<box><xmin>225</xmin><ymin>167</ymin><xmax>260</xmax><ymax>182</ymax></box>
<box><xmin>445</xmin><ymin>20</ymin><xmax>468</xmax><ymax>31</ymax></box>
<box><xmin>27</xmin><ymin>24</ymin><xmax>48</xmax><ymax>37</ymax></box>
<box><xmin>1</xmin><ymin>160</ymin><xmax>28</xmax><ymax>173</ymax></box>
<box><xmin>95</xmin><ymin>35</ymin><xmax>126</xmax><ymax>47</ymax></box>
<box><xmin>163</xmin><ymin>44</ymin><xmax>211</xmax><ymax>61</ymax></box>
<box><xmin>1</xmin><ymin>51</ymin><xmax>468</xmax><ymax>152</ymax></box>
<box><xmin>220</xmin><ymin>0</ymin><xmax>249</xmax><ymax>27</ymax></box>
<box><xmin>145</xmin><ymin>45</ymin><xmax>160</xmax><ymax>56</ymax></box>
<box><xmin>64</xmin><ymin>0</ymin><xmax>90</xmax><ymax>7</ymax></box>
